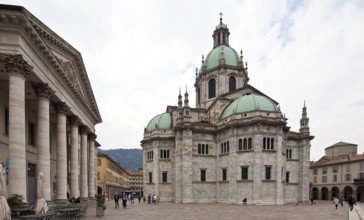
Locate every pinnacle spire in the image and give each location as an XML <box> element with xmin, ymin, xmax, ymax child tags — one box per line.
<box><xmin>184</xmin><ymin>86</ymin><xmax>189</xmax><ymax>107</ymax></box>
<box><xmin>300</xmin><ymin>101</ymin><xmax>310</xmax><ymax>134</ymax></box>
<box><xmin>178</xmin><ymin>88</ymin><xmax>182</xmax><ymax>108</ymax></box>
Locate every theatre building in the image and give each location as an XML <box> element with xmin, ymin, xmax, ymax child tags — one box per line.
<box><xmin>0</xmin><ymin>4</ymin><xmax>102</xmax><ymax>202</ymax></box>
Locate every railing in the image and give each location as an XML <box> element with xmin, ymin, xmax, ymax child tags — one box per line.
<box><xmin>354</xmin><ymin>179</ymin><xmax>364</xmax><ymax>184</ymax></box>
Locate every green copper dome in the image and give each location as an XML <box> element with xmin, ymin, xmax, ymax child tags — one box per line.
<box><xmin>146</xmin><ymin>113</ymin><xmax>172</xmax><ymax>132</ymax></box>
<box><xmin>205</xmin><ymin>45</ymin><xmax>240</xmax><ymax>70</ymax></box>
<box><xmin>221</xmin><ymin>94</ymin><xmax>279</xmax><ymax>119</ymax></box>
<box><xmin>216</xmin><ymin>22</ymin><xmax>227</xmax><ymax>30</ymax></box>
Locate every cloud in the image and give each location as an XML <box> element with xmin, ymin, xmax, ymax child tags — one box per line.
<box><xmin>3</xmin><ymin>0</ymin><xmax>364</xmax><ymax>160</ymax></box>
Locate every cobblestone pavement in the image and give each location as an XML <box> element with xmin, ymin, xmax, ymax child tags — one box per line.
<box><xmin>85</xmin><ymin>200</ymin><xmax>349</xmax><ymax>220</ymax></box>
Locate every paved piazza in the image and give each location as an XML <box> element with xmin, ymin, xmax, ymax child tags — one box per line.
<box><xmin>85</xmin><ymin>200</ymin><xmax>349</xmax><ymax>220</ymax></box>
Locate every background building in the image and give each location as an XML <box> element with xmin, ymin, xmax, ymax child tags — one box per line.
<box><xmin>310</xmin><ymin>142</ymin><xmax>364</xmax><ymax>201</ymax></box>
<box><xmin>0</xmin><ymin>4</ymin><xmax>102</xmax><ymax>202</ymax></box>
<box><xmin>97</xmin><ymin>152</ymin><xmax>129</xmax><ymax>200</ymax></box>
<box><xmin>142</xmin><ymin>16</ymin><xmax>313</xmax><ymax>205</ymax></box>
<box><xmin>127</xmin><ymin>169</ymin><xmax>143</xmax><ymax>197</ymax></box>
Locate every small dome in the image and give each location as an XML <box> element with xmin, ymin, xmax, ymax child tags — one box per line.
<box><xmin>205</xmin><ymin>45</ymin><xmax>240</xmax><ymax>70</ymax></box>
<box><xmin>146</xmin><ymin>113</ymin><xmax>172</xmax><ymax>132</ymax></box>
<box><xmin>221</xmin><ymin>94</ymin><xmax>279</xmax><ymax>119</ymax></box>
<box><xmin>216</xmin><ymin>22</ymin><xmax>227</xmax><ymax>30</ymax></box>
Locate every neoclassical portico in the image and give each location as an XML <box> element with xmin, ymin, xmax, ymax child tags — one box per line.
<box><xmin>0</xmin><ymin>5</ymin><xmax>102</xmax><ymax>202</ymax></box>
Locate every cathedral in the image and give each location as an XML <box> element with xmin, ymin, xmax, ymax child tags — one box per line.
<box><xmin>142</xmin><ymin>16</ymin><xmax>314</xmax><ymax>205</ymax></box>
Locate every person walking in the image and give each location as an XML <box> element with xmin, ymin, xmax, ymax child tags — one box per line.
<box><xmin>348</xmin><ymin>195</ymin><xmax>357</xmax><ymax>211</ymax></box>
<box><xmin>130</xmin><ymin>194</ymin><xmax>134</xmax><ymax>204</ymax></box>
<box><xmin>114</xmin><ymin>192</ymin><xmax>119</xmax><ymax>208</ymax></box>
<box><xmin>122</xmin><ymin>193</ymin><xmax>128</xmax><ymax>208</ymax></box>
<box><xmin>339</xmin><ymin>197</ymin><xmax>344</xmax><ymax>207</ymax></box>
<box><xmin>153</xmin><ymin>194</ymin><xmax>157</xmax><ymax>205</ymax></box>
<box><xmin>148</xmin><ymin>194</ymin><xmax>151</xmax><ymax>204</ymax></box>
<box><xmin>333</xmin><ymin>196</ymin><xmax>339</xmax><ymax>209</ymax></box>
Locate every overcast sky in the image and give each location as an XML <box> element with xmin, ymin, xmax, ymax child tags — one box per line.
<box><xmin>2</xmin><ymin>0</ymin><xmax>363</xmax><ymax>160</ymax></box>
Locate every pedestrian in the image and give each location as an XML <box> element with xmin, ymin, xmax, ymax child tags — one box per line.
<box><xmin>333</xmin><ymin>196</ymin><xmax>339</xmax><ymax>209</ymax></box>
<box><xmin>243</xmin><ymin>198</ymin><xmax>247</xmax><ymax>205</ymax></box>
<box><xmin>130</xmin><ymin>194</ymin><xmax>134</xmax><ymax>204</ymax></box>
<box><xmin>122</xmin><ymin>193</ymin><xmax>128</xmax><ymax>208</ymax></box>
<box><xmin>114</xmin><ymin>192</ymin><xmax>119</xmax><ymax>208</ymax></box>
<box><xmin>138</xmin><ymin>196</ymin><xmax>141</xmax><ymax>203</ymax></box>
<box><xmin>339</xmin><ymin>197</ymin><xmax>344</xmax><ymax>207</ymax></box>
<box><xmin>153</xmin><ymin>194</ymin><xmax>157</xmax><ymax>204</ymax></box>
<box><xmin>348</xmin><ymin>195</ymin><xmax>357</xmax><ymax>211</ymax></box>
<box><xmin>310</xmin><ymin>198</ymin><xmax>314</xmax><ymax>205</ymax></box>
<box><xmin>148</xmin><ymin>194</ymin><xmax>151</xmax><ymax>204</ymax></box>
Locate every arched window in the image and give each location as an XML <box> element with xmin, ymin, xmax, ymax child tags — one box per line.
<box><xmin>263</xmin><ymin>137</ymin><xmax>266</xmax><ymax>149</ymax></box>
<box><xmin>208</xmin><ymin>78</ymin><xmax>216</xmax><ymax>99</ymax></box>
<box><xmin>198</xmin><ymin>144</ymin><xmax>201</xmax><ymax>154</ymax></box>
<box><xmin>238</xmin><ymin>139</ymin><xmax>242</xmax><ymax>151</ymax></box>
<box><xmin>243</xmin><ymin>138</ymin><xmax>247</xmax><ymax>150</ymax></box>
<box><xmin>229</xmin><ymin>76</ymin><xmax>236</xmax><ymax>92</ymax></box>
<box><xmin>197</xmin><ymin>88</ymin><xmax>200</xmax><ymax>104</ymax></box>
<box><xmin>248</xmin><ymin>138</ymin><xmax>252</xmax><ymax>150</ymax></box>
<box><xmin>271</xmin><ymin>138</ymin><xmax>274</xmax><ymax>150</ymax></box>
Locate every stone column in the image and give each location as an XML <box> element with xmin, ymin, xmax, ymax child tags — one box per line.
<box><xmin>68</xmin><ymin>116</ymin><xmax>81</xmax><ymax>198</ymax></box>
<box><xmin>3</xmin><ymin>55</ymin><xmax>32</xmax><ymax>201</ymax></box>
<box><xmin>33</xmin><ymin>83</ymin><xmax>54</xmax><ymax>201</ymax></box>
<box><xmin>80</xmin><ymin>126</ymin><xmax>89</xmax><ymax>199</ymax></box>
<box><xmin>54</xmin><ymin>102</ymin><xmax>70</xmax><ymax>200</ymax></box>
<box><xmin>88</xmin><ymin>133</ymin><xmax>97</xmax><ymax>198</ymax></box>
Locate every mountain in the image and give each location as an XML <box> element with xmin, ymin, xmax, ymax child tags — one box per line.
<box><xmin>98</xmin><ymin>148</ymin><xmax>143</xmax><ymax>170</ymax></box>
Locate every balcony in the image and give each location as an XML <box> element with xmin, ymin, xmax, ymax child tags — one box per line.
<box><xmin>354</xmin><ymin>178</ymin><xmax>364</xmax><ymax>184</ymax></box>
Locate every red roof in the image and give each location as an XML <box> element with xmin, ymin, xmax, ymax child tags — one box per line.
<box><xmin>127</xmin><ymin>170</ymin><xmax>143</xmax><ymax>176</ymax></box>
<box><xmin>311</xmin><ymin>154</ymin><xmax>364</xmax><ymax>168</ymax></box>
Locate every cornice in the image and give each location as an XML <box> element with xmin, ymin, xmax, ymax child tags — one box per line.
<box><xmin>0</xmin><ymin>8</ymin><xmax>102</xmax><ymax>124</ymax></box>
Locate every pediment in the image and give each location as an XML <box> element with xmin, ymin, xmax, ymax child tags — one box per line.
<box><xmin>29</xmin><ymin>22</ymin><xmax>88</xmax><ymax>102</ymax></box>
<box><xmin>53</xmin><ymin>53</ymin><xmax>86</xmax><ymax>100</ymax></box>
<box><xmin>25</xmin><ymin>16</ymin><xmax>100</xmax><ymax>122</ymax></box>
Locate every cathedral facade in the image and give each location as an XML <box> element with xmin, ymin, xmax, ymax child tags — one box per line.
<box><xmin>142</xmin><ymin>17</ymin><xmax>313</xmax><ymax>205</ymax></box>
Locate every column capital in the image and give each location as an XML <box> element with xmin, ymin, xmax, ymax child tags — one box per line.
<box><xmin>80</xmin><ymin>125</ymin><xmax>90</xmax><ymax>135</ymax></box>
<box><xmin>68</xmin><ymin>115</ymin><xmax>82</xmax><ymax>126</ymax></box>
<box><xmin>32</xmin><ymin>83</ymin><xmax>55</xmax><ymax>99</ymax></box>
<box><xmin>53</xmin><ymin>101</ymin><xmax>70</xmax><ymax>115</ymax></box>
<box><xmin>88</xmin><ymin>132</ymin><xmax>97</xmax><ymax>141</ymax></box>
<box><xmin>2</xmin><ymin>54</ymin><xmax>32</xmax><ymax>78</ymax></box>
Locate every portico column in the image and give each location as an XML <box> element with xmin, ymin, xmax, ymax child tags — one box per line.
<box><xmin>54</xmin><ymin>102</ymin><xmax>70</xmax><ymax>200</ymax></box>
<box><xmin>80</xmin><ymin>126</ymin><xmax>89</xmax><ymax>199</ymax></box>
<box><xmin>68</xmin><ymin>116</ymin><xmax>81</xmax><ymax>198</ymax></box>
<box><xmin>88</xmin><ymin>133</ymin><xmax>97</xmax><ymax>198</ymax></box>
<box><xmin>3</xmin><ymin>55</ymin><xmax>32</xmax><ymax>201</ymax></box>
<box><xmin>33</xmin><ymin>83</ymin><xmax>54</xmax><ymax>201</ymax></box>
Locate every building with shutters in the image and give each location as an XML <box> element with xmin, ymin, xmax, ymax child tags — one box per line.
<box><xmin>310</xmin><ymin>142</ymin><xmax>364</xmax><ymax>202</ymax></box>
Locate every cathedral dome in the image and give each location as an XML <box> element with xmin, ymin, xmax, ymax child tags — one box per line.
<box><xmin>205</xmin><ymin>45</ymin><xmax>240</xmax><ymax>70</ymax></box>
<box><xmin>221</xmin><ymin>94</ymin><xmax>279</xmax><ymax>119</ymax></box>
<box><xmin>146</xmin><ymin>112</ymin><xmax>172</xmax><ymax>132</ymax></box>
